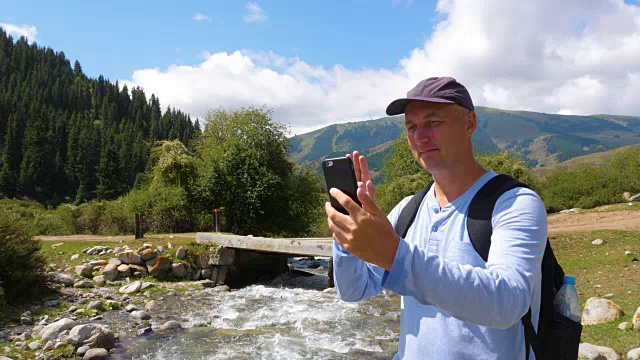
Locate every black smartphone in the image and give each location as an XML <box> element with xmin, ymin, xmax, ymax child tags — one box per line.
<box><xmin>322</xmin><ymin>156</ymin><xmax>362</xmax><ymax>215</ymax></box>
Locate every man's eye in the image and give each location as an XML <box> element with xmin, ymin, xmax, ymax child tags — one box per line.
<box><xmin>428</xmin><ymin>121</ymin><xmax>443</xmax><ymax>127</ymax></box>
<box><xmin>407</xmin><ymin>125</ymin><xmax>417</xmax><ymax>132</ymax></box>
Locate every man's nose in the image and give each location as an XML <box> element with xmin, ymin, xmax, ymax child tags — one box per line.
<box><xmin>413</xmin><ymin>126</ymin><xmax>431</xmax><ymax>144</ymax></box>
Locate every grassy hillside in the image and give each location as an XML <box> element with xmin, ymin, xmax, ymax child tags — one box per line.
<box><xmin>289</xmin><ymin>107</ymin><xmax>640</xmax><ymax>180</ymax></box>
<box><xmin>534</xmin><ymin>144</ymin><xmax>640</xmax><ymax>177</ymax></box>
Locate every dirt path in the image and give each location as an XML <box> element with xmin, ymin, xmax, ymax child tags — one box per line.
<box><xmin>548</xmin><ymin>210</ymin><xmax>640</xmax><ymax>233</ymax></box>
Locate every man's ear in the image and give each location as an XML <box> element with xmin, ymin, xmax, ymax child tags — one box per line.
<box><xmin>466</xmin><ymin>111</ymin><xmax>477</xmax><ymax>136</ymax></box>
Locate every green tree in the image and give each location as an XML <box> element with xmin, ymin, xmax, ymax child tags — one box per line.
<box><xmin>195</xmin><ymin>107</ymin><xmax>324</xmax><ymax>237</ymax></box>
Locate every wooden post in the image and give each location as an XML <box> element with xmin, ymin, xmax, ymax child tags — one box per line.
<box><xmin>214</xmin><ymin>209</ymin><xmax>220</xmax><ymax>233</ymax></box>
<box><xmin>134</xmin><ymin>213</ymin><xmax>144</xmax><ymax>239</ymax></box>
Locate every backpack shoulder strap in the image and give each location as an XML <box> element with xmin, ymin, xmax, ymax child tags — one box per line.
<box><xmin>394</xmin><ymin>181</ymin><xmax>434</xmax><ymax>238</ymax></box>
<box><xmin>467</xmin><ymin>174</ymin><xmax>529</xmax><ymax>262</ymax></box>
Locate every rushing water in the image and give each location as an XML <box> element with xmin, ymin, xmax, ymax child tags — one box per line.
<box><xmin>109</xmin><ymin>258</ymin><xmax>401</xmax><ymax>359</ymax></box>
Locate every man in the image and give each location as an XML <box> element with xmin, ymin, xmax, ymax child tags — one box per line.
<box><xmin>325</xmin><ymin>77</ymin><xmax>547</xmax><ymax>359</ymax></box>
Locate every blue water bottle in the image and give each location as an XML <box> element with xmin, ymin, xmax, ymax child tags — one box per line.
<box><xmin>553</xmin><ymin>275</ymin><xmax>581</xmax><ymax>322</ymax></box>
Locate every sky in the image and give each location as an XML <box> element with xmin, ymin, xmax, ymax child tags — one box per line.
<box><xmin>2</xmin><ymin>0</ymin><xmax>640</xmax><ymax>135</ymax></box>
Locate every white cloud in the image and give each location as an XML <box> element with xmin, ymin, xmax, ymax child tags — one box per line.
<box><xmin>0</xmin><ymin>23</ymin><xmax>37</xmax><ymax>43</ymax></box>
<box><xmin>121</xmin><ymin>0</ymin><xmax>640</xmax><ymax>135</ymax></box>
<box><xmin>193</xmin><ymin>13</ymin><xmax>211</xmax><ymax>22</ymax></box>
<box><xmin>244</xmin><ymin>2</ymin><xmax>267</xmax><ymax>23</ymax></box>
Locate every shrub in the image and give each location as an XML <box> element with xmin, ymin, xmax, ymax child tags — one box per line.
<box><xmin>0</xmin><ymin>216</ymin><xmax>47</xmax><ymax>305</ymax></box>
<box><xmin>76</xmin><ymin>201</ymin><xmax>105</xmax><ymax>234</ymax></box>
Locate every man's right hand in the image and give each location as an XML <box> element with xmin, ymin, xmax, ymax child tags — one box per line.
<box><xmin>347</xmin><ymin>151</ymin><xmax>376</xmax><ymax>203</ymax></box>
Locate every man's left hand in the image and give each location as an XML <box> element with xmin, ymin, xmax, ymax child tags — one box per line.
<box><xmin>325</xmin><ymin>183</ymin><xmax>400</xmax><ymax>271</ymax></box>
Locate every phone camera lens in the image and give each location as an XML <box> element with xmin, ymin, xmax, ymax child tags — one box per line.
<box><xmin>327</xmin><ymin>161</ymin><xmax>333</xmax><ymax>167</ymax></box>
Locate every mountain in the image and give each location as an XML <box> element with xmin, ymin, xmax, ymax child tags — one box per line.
<box><xmin>289</xmin><ymin>107</ymin><xmax>640</xmax><ymax>182</ymax></box>
<box><xmin>533</xmin><ymin>144</ymin><xmax>640</xmax><ymax>177</ymax></box>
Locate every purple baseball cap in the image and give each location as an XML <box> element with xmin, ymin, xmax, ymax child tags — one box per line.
<box><xmin>386</xmin><ymin>77</ymin><xmax>474</xmax><ymax>116</ymax></box>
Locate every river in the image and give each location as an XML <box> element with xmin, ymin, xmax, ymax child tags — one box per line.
<box><xmin>108</xmin><ymin>257</ymin><xmax>401</xmax><ymax>359</ymax></box>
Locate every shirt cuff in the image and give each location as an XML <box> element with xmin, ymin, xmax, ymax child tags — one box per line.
<box><xmin>381</xmin><ymin>237</ymin><xmax>410</xmax><ymax>290</ymax></box>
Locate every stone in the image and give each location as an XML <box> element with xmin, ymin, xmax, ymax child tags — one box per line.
<box><xmin>83</xmin><ymin>326</ymin><xmax>116</xmax><ymax>350</ymax></box>
<box><xmin>51</xmin><ymin>242</ymin><xmax>64</xmax><ymax>248</ymax></box>
<box><xmin>66</xmin><ymin>324</ymin><xmax>94</xmax><ymax>345</ymax></box>
<box><xmin>628</xmin><ymin>348</ymin><xmax>640</xmax><ymax>360</ymax></box>
<box><xmin>107</xmin><ymin>258</ymin><xmax>122</xmax><ymax>266</ymax></box>
<box><xmin>137</xmin><ymin>327</ymin><xmax>153</xmax><ymax>336</ymax></box>
<box><xmin>141</xmin><ymin>282</ymin><xmax>155</xmax><ymax>290</ymax></box>
<box><xmin>171</xmin><ymin>263</ymin><xmax>187</xmax><ymax>278</ymax></box>
<box><xmin>130</xmin><ymin>310</ymin><xmax>151</xmax><ymax>320</ymax></box>
<box><xmin>201</xmin><ymin>267</ymin><xmax>213</xmax><ymax>280</ymax></box>
<box><xmin>99</xmin><ymin>264</ymin><xmax>119</xmax><ymax>281</ymax></box>
<box><xmin>143</xmin><ymin>243</ymin><xmax>153</xmax><ymax>249</ymax></box>
<box><xmin>145</xmin><ymin>300</ymin><xmax>157</xmax><ymax>311</ymax></box>
<box><xmin>618</xmin><ymin>321</ymin><xmax>631</xmax><ymax>330</ymax></box>
<box><xmin>176</xmin><ymin>246</ymin><xmax>186</xmax><ymax>259</ymax></box>
<box><xmin>87</xmin><ymin>301</ymin><xmax>103</xmax><ymax>310</ymax></box>
<box><xmin>49</xmin><ymin>272</ymin><xmax>74</xmax><ymax>286</ymax></box>
<box><xmin>128</xmin><ymin>264</ymin><xmax>147</xmax><ymax>277</ymax></box>
<box><xmin>74</xmin><ymin>280</ymin><xmax>94</xmax><ymax>288</ymax></box>
<box><xmin>117</xmin><ymin>264</ymin><xmax>130</xmax><ymax>276</ymax></box>
<box><xmin>212</xmin><ymin>285</ymin><xmax>231</xmax><ymax>292</ymax></box>
<box><xmin>118</xmin><ymin>250</ymin><xmax>143</xmax><ymax>265</ymax></box>
<box><xmin>592</xmin><ymin>239</ymin><xmax>604</xmax><ymax>245</ymax></box>
<box><xmin>71</xmin><ymin>254</ymin><xmax>79</xmax><ymax>260</ymax></box>
<box><xmin>633</xmin><ymin>307</ymin><xmax>640</xmax><ymax>330</ymax></box>
<box><xmin>105</xmin><ymin>300</ymin><xmax>120</xmax><ymax>309</ymax></box>
<box><xmin>27</xmin><ymin>340</ymin><xmax>42</xmax><ymax>350</ymax></box>
<box><xmin>77</xmin><ymin>345</ymin><xmax>90</xmax><ymax>356</ymax></box>
<box><xmin>39</xmin><ymin>318</ymin><xmax>77</xmax><ymax>341</ymax></box>
<box><xmin>83</xmin><ymin>348</ymin><xmax>109</xmax><ymax>360</ymax></box>
<box><xmin>167</xmin><ymin>242</ymin><xmax>173</xmax><ymax>249</ymax></box>
<box><xmin>578</xmin><ymin>343</ymin><xmax>614</xmax><ymax>360</ymax></box>
<box><xmin>148</xmin><ymin>256</ymin><xmax>172</xmax><ymax>277</ymax></box>
<box><xmin>68</xmin><ymin>306</ymin><xmax>78</xmax><ymax>313</ymax></box>
<box><xmin>581</xmin><ymin>297</ymin><xmax>623</xmax><ymax>325</ymax></box>
<box><xmin>140</xmin><ymin>248</ymin><xmax>158</xmax><ymax>261</ymax></box>
<box><xmin>125</xmin><ymin>304</ymin><xmax>140</xmax><ymax>312</ymax></box>
<box><xmin>193</xmin><ymin>269</ymin><xmax>201</xmax><ymax>281</ymax></box>
<box><xmin>93</xmin><ymin>275</ymin><xmax>105</xmax><ymax>285</ymax></box>
<box><xmin>157</xmin><ymin>246</ymin><xmax>165</xmax><ymax>255</ymax></box>
<box><xmin>43</xmin><ymin>340</ymin><xmax>54</xmax><ymax>351</ymax></box>
<box><xmin>195</xmin><ymin>279</ymin><xmax>215</xmax><ymax>288</ymax></box>
<box><xmin>159</xmin><ymin>320</ymin><xmax>182</xmax><ymax>331</ymax></box>
<box><xmin>119</xmin><ymin>280</ymin><xmax>143</xmax><ymax>294</ymax></box>
<box><xmin>88</xmin><ymin>260</ymin><xmax>108</xmax><ymax>267</ymax></box>
<box><xmin>75</xmin><ymin>265</ymin><xmax>92</xmax><ymax>278</ymax></box>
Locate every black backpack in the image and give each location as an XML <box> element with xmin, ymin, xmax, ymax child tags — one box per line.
<box><xmin>394</xmin><ymin>174</ymin><xmax>582</xmax><ymax>360</ymax></box>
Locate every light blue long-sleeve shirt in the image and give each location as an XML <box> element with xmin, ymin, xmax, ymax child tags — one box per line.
<box><xmin>333</xmin><ymin>170</ymin><xmax>547</xmax><ymax>359</ymax></box>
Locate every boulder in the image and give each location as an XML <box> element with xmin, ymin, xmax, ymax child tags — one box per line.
<box><xmin>75</xmin><ymin>265</ymin><xmax>92</xmax><ymax>278</ymax></box>
<box><xmin>148</xmin><ymin>256</ymin><xmax>172</xmax><ymax>277</ymax></box>
<box><xmin>83</xmin><ymin>326</ymin><xmax>116</xmax><ymax>350</ymax></box>
<box><xmin>176</xmin><ymin>246</ymin><xmax>186</xmax><ymax>259</ymax></box>
<box><xmin>83</xmin><ymin>348</ymin><xmax>108</xmax><ymax>360</ymax></box>
<box><xmin>201</xmin><ymin>267</ymin><xmax>212</xmax><ymax>280</ymax></box>
<box><xmin>145</xmin><ymin>300</ymin><xmax>157</xmax><ymax>311</ymax></box>
<box><xmin>628</xmin><ymin>348</ymin><xmax>640</xmax><ymax>360</ymax></box>
<box><xmin>158</xmin><ymin>321</ymin><xmax>182</xmax><ymax>331</ymax></box>
<box><xmin>128</xmin><ymin>264</ymin><xmax>147</xmax><ymax>277</ymax></box>
<box><xmin>27</xmin><ymin>340</ymin><xmax>42</xmax><ymax>350</ymax></box>
<box><xmin>107</xmin><ymin>258</ymin><xmax>122</xmax><ymax>266</ymax></box>
<box><xmin>140</xmin><ymin>248</ymin><xmax>158</xmax><ymax>261</ymax></box>
<box><xmin>130</xmin><ymin>310</ymin><xmax>151</xmax><ymax>320</ymax></box>
<box><xmin>171</xmin><ymin>263</ymin><xmax>187</xmax><ymax>278</ymax></box>
<box><xmin>633</xmin><ymin>307</ymin><xmax>640</xmax><ymax>330</ymax></box>
<box><xmin>581</xmin><ymin>297</ymin><xmax>623</xmax><ymax>325</ymax></box>
<box><xmin>39</xmin><ymin>318</ymin><xmax>77</xmax><ymax>341</ymax></box>
<box><xmin>88</xmin><ymin>260</ymin><xmax>108</xmax><ymax>267</ymax></box>
<box><xmin>49</xmin><ymin>272</ymin><xmax>74</xmax><ymax>286</ymax></box>
<box><xmin>117</xmin><ymin>264</ymin><xmax>130</xmax><ymax>276</ymax></box>
<box><xmin>66</xmin><ymin>324</ymin><xmax>94</xmax><ymax>345</ymax></box>
<box><xmin>93</xmin><ymin>275</ymin><xmax>105</xmax><ymax>285</ymax></box>
<box><xmin>578</xmin><ymin>343</ymin><xmax>619</xmax><ymax>360</ymax></box>
<box><xmin>118</xmin><ymin>250</ymin><xmax>143</xmax><ymax>265</ymax></box>
<box><xmin>87</xmin><ymin>301</ymin><xmax>103</xmax><ymax>310</ymax></box>
<box><xmin>74</xmin><ymin>280</ymin><xmax>94</xmax><ymax>288</ymax></box>
<box><xmin>99</xmin><ymin>264</ymin><xmax>119</xmax><ymax>281</ymax></box>
<box><xmin>119</xmin><ymin>280</ymin><xmax>143</xmax><ymax>294</ymax></box>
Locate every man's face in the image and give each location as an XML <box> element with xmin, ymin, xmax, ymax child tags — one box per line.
<box><xmin>404</xmin><ymin>102</ymin><xmax>474</xmax><ymax>173</ymax></box>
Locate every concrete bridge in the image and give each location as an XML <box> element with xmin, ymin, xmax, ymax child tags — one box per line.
<box><xmin>196</xmin><ymin>233</ymin><xmax>335</xmax><ymax>288</ymax></box>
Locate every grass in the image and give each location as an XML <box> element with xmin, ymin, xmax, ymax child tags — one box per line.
<box><xmin>577</xmin><ymin>201</ymin><xmax>640</xmax><ymax>213</ymax></box>
<box><xmin>550</xmin><ymin>230</ymin><xmax>640</xmax><ymax>355</ymax></box>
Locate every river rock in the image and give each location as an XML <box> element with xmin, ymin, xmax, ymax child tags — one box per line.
<box><xmin>93</xmin><ymin>275</ymin><xmax>105</xmax><ymax>285</ymax></box>
<box><xmin>195</xmin><ymin>279</ymin><xmax>215</xmax><ymax>288</ymax></box>
<box><xmin>49</xmin><ymin>272</ymin><xmax>74</xmax><ymax>286</ymax></box>
<box><xmin>140</xmin><ymin>248</ymin><xmax>158</xmax><ymax>261</ymax></box>
<box><xmin>119</xmin><ymin>280</ymin><xmax>143</xmax><ymax>294</ymax></box>
<box><xmin>83</xmin><ymin>326</ymin><xmax>116</xmax><ymax>350</ymax></box>
<box><xmin>39</xmin><ymin>318</ymin><xmax>77</xmax><ymax>341</ymax></box>
<box><xmin>130</xmin><ymin>310</ymin><xmax>151</xmax><ymax>320</ymax></box>
<box><xmin>141</xmin><ymin>282</ymin><xmax>155</xmax><ymax>290</ymax></box>
<box><xmin>212</xmin><ymin>285</ymin><xmax>231</xmax><ymax>292</ymax></box>
<box><xmin>87</xmin><ymin>301</ymin><xmax>103</xmax><ymax>310</ymax></box>
<box><xmin>125</xmin><ymin>304</ymin><xmax>139</xmax><ymax>312</ymax></box>
<box><xmin>74</xmin><ymin>280</ymin><xmax>94</xmax><ymax>288</ymax></box>
<box><xmin>628</xmin><ymin>348</ymin><xmax>640</xmax><ymax>360</ymax></box>
<box><xmin>201</xmin><ymin>267</ymin><xmax>213</xmax><ymax>280</ymax></box>
<box><xmin>159</xmin><ymin>320</ymin><xmax>182</xmax><ymax>331</ymax></box>
<box><xmin>75</xmin><ymin>265</ymin><xmax>92</xmax><ymax>278</ymax></box>
<box><xmin>107</xmin><ymin>258</ymin><xmax>122</xmax><ymax>266</ymax></box>
<box><xmin>582</xmin><ymin>297</ymin><xmax>623</xmax><ymax>325</ymax></box>
<box><xmin>137</xmin><ymin>327</ymin><xmax>153</xmax><ymax>336</ymax></box>
<box><xmin>118</xmin><ymin>251</ymin><xmax>143</xmax><ymax>265</ymax></box>
<box><xmin>171</xmin><ymin>263</ymin><xmax>187</xmax><ymax>278</ymax></box>
<box><xmin>105</xmin><ymin>300</ymin><xmax>120</xmax><ymax>309</ymax></box>
<box><xmin>66</xmin><ymin>324</ymin><xmax>93</xmax><ymax>345</ymax></box>
<box><xmin>176</xmin><ymin>246</ymin><xmax>186</xmax><ymax>259</ymax></box>
<box><xmin>579</xmin><ymin>343</ymin><xmax>619</xmax><ymax>360</ymax></box>
<box><xmin>145</xmin><ymin>300</ymin><xmax>157</xmax><ymax>311</ymax></box>
<box><xmin>77</xmin><ymin>345</ymin><xmax>91</xmax><ymax>356</ymax></box>
<box><xmin>83</xmin><ymin>348</ymin><xmax>108</xmax><ymax>360</ymax></box>
<box><xmin>592</xmin><ymin>239</ymin><xmax>604</xmax><ymax>245</ymax></box>
<box><xmin>117</xmin><ymin>264</ymin><xmax>130</xmax><ymax>276</ymax></box>
<box><xmin>100</xmin><ymin>264</ymin><xmax>119</xmax><ymax>281</ymax></box>
<box><xmin>27</xmin><ymin>340</ymin><xmax>42</xmax><ymax>350</ymax></box>
<box><xmin>128</xmin><ymin>264</ymin><xmax>147</xmax><ymax>277</ymax></box>
<box><xmin>148</xmin><ymin>256</ymin><xmax>171</xmax><ymax>277</ymax></box>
